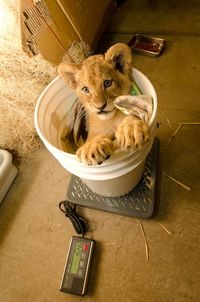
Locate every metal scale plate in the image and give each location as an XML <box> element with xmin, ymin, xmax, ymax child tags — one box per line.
<box><xmin>66</xmin><ymin>138</ymin><xmax>159</xmax><ymax>219</ymax></box>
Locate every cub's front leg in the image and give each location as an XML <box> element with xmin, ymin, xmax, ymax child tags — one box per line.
<box><xmin>115</xmin><ymin>116</ymin><xmax>150</xmax><ymax>150</ymax></box>
<box><xmin>76</xmin><ymin>135</ymin><xmax>114</xmax><ymax>165</ymax></box>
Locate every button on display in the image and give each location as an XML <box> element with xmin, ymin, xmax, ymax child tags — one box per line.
<box><xmin>78</xmin><ymin>269</ymin><xmax>83</xmax><ymax>277</ymax></box>
<box><xmin>83</xmin><ymin>243</ymin><xmax>89</xmax><ymax>251</ymax></box>
<box><xmin>81</xmin><ymin>252</ymin><xmax>86</xmax><ymax>259</ymax></box>
<box><xmin>79</xmin><ymin>260</ymin><xmax>84</xmax><ymax>268</ymax></box>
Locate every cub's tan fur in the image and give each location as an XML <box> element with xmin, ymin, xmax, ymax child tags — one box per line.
<box><xmin>58</xmin><ymin>43</ymin><xmax>149</xmax><ymax>165</ymax></box>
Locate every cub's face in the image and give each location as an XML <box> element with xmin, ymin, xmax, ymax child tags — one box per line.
<box><xmin>58</xmin><ymin>43</ymin><xmax>133</xmax><ymax>120</ymax></box>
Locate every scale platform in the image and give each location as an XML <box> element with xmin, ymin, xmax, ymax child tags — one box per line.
<box><xmin>66</xmin><ymin>138</ymin><xmax>159</xmax><ymax>219</ymax></box>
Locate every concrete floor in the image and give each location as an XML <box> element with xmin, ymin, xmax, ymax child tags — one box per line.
<box><xmin>1</xmin><ymin>1</ymin><xmax>200</xmax><ymax>301</ymax></box>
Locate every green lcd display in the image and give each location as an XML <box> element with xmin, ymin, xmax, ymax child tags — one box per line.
<box><xmin>70</xmin><ymin>243</ymin><xmax>82</xmax><ymax>274</ymax></box>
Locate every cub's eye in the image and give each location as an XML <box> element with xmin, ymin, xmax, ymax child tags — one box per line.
<box><xmin>82</xmin><ymin>86</ymin><xmax>90</xmax><ymax>94</ymax></box>
<box><xmin>104</xmin><ymin>79</ymin><xmax>113</xmax><ymax>88</ymax></box>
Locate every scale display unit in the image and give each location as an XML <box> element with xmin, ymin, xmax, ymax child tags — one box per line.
<box><xmin>66</xmin><ymin>138</ymin><xmax>159</xmax><ymax>219</ymax></box>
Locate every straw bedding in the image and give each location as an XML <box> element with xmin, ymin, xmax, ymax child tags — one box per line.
<box><xmin>0</xmin><ymin>0</ymin><xmax>91</xmax><ymax>159</ymax></box>
<box><xmin>0</xmin><ymin>0</ymin><xmax>57</xmax><ymax>158</ymax></box>
<box><xmin>0</xmin><ymin>52</ymin><xmax>56</xmax><ymax>158</ymax></box>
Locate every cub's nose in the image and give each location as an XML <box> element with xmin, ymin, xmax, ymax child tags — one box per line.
<box><xmin>94</xmin><ymin>103</ymin><xmax>107</xmax><ymax>111</ymax></box>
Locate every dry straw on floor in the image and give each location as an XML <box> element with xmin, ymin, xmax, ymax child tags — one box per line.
<box><xmin>0</xmin><ymin>1</ymin><xmax>91</xmax><ymax>159</ymax></box>
<box><xmin>0</xmin><ymin>0</ymin><xmax>57</xmax><ymax>158</ymax></box>
<box><xmin>0</xmin><ymin>52</ymin><xmax>56</xmax><ymax>158</ymax></box>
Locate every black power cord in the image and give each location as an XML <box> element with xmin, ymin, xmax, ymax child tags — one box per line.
<box><xmin>59</xmin><ymin>200</ymin><xmax>89</xmax><ymax>236</ymax></box>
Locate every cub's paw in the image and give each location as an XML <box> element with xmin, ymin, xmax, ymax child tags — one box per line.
<box><xmin>76</xmin><ymin>136</ymin><xmax>114</xmax><ymax>165</ymax></box>
<box><xmin>115</xmin><ymin>116</ymin><xmax>150</xmax><ymax>150</ymax></box>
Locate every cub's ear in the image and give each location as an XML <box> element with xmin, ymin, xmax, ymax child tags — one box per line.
<box><xmin>105</xmin><ymin>43</ymin><xmax>133</xmax><ymax>74</ymax></box>
<box><xmin>57</xmin><ymin>63</ymin><xmax>79</xmax><ymax>89</ymax></box>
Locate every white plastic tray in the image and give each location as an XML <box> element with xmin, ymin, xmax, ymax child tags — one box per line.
<box><xmin>0</xmin><ymin>150</ymin><xmax>18</xmax><ymax>204</ymax></box>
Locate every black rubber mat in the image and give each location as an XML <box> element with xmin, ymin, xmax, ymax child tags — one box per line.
<box><xmin>66</xmin><ymin>137</ymin><xmax>159</xmax><ymax>218</ymax></box>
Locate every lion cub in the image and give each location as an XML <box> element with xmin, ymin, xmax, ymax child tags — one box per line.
<box><xmin>58</xmin><ymin>43</ymin><xmax>150</xmax><ymax>165</ymax></box>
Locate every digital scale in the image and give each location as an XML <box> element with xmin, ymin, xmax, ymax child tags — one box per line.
<box><xmin>60</xmin><ymin>236</ymin><xmax>95</xmax><ymax>296</ymax></box>
<box><xmin>60</xmin><ymin>138</ymin><xmax>159</xmax><ymax>296</ymax></box>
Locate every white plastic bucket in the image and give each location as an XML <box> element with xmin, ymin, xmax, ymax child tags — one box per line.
<box><xmin>34</xmin><ymin>68</ymin><xmax>157</xmax><ymax>197</ymax></box>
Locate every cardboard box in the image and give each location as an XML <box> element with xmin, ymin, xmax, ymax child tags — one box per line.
<box><xmin>20</xmin><ymin>0</ymin><xmax>115</xmax><ymax>65</ymax></box>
